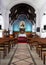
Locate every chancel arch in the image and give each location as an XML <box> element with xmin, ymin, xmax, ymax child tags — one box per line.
<box><xmin>9</xmin><ymin>3</ymin><xmax>36</xmax><ymax>24</ymax></box>
<box><xmin>9</xmin><ymin>3</ymin><xmax>36</xmax><ymax>35</ymax></box>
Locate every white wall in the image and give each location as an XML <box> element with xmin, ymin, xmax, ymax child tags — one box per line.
<box><xmin>1</xmin><ymin>0</ymin><xmax>10</xmax><ymax>30</ymax></box>
<box><xmin>39</xmin><ymin>3</ymin><xmax>46</xmax><ymax>38</ymax></box>
<box><xmin>0</xmin><ymin>15</ymin><xmax>4</xmax><ymax>37</ymax></box>
<box><xmin>0</xmin><ymin>0</ymin><xmax>4</xmax><ymax>37</ymax></box>
<box><xmin>35</xmin><ymin>5</ymin><xmax>46</xmax><ymax>38</ymax></box>
<box><xmin>40</xmin><ymin>14</ymin><xmax>46</xmax><ymax>38</ymax></box>
<box><xmin>0</xmin><ymin>15</ymin><xmax>4</xmax><ymax>29</ymax></box>
<box><xmin>0</xmin><ymin>1</ymin><xmax>10</xmax><ymax>37</ymax></box>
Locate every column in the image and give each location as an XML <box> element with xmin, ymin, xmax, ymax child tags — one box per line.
<box><xmin>36</xmin><ymin>10</ymin><xmax>41</xmax><ymax>36</ymax></box>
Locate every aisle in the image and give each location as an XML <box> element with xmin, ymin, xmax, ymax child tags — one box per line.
<box><xmin>10</xmin><ymin>43</ymin><xmax>36</xmax><ymax>65</ymax></box>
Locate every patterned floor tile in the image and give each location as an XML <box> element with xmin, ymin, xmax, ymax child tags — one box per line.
<box><xmin>10</xmin><ymin>44</ymin><xmax>36</xmax><ymax>65</ymax></box>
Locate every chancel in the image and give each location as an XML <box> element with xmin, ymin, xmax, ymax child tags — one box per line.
<box><xmin>0</xmin><ymin>0</ymin><xmax>46</xmax><ymax>65</ymax></box>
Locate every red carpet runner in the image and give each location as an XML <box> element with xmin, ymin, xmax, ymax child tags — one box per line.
<box><xmin>17</xmin><ymin>37</ymin><xmax>27</xmax><ymax>43</ymax></box>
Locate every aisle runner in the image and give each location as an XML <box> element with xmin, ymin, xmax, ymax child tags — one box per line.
<box><xmin>10</xmin><ymin>43</ymin><xmax>35</xmax><ymax>65</ymax></box>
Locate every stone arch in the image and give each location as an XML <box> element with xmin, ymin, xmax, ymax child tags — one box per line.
<box><xmin>7</xmin><ymin>0</ymin><xmax>36</xmax><ymax>10</ymax></box>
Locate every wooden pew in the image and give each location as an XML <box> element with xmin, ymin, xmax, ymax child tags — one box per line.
<box><xmin>0</xmin><ymin>38</ymin><xmax>7</xmax><ymax>58</ymax></box>
<box><xmin>9</xmin><ymin>37</ymin><xmax>17</xmax><ymax>48</ymax></box>
<box><xmin>27</xmin><ymin>37</ymin><xmax>39</xmax><ymax>50</ymax></box>
<box><xmin>0</xmin><ymin>37</ymin><xmax>15</xmax><ymax>58</ymax></box>
<box><xmin>0</xmin><ymin>37</ymin><xmax>17</xmax><ymax>58</ymax></box>
<box><xmin>29</xmin><ymin>37</ymin><xmax>46</xmax><ymax>65</ymax></box>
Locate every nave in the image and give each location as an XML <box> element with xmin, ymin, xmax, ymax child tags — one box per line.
<box><xmin>1</xmin><ymin>0</ymin><xmax>46</xmax><ymax>65</ymax></box>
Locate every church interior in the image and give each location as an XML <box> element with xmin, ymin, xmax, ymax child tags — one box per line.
<box><xmin>0</xmin><ymin>0</ymin><xmax>46</xmax><ymax>65</ymax></box>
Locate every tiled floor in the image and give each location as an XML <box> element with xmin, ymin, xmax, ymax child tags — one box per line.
<box><xmin>0</xmin><ymin>44</ymin><xmax>18</xmax><ymax>65</ymax></box>
<box><xmin>0</xmin><ymin>43</ymin><xmax>46</xmax><ymax>65</ymax></box>
<box><xmin>27</xmin><ymin>45</ymin><xmax>44</xmax><ymax>65</ymax></box>
<box><xmin>10</xmin><ymin>43</ymin><xmax>35</xmax><ymax>65</ymax></box>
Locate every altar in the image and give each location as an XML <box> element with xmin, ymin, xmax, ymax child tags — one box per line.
<box><xmin>18</xmin><ymin>21</ymin><xmax>27</xmax><ymax>43</ymax></box>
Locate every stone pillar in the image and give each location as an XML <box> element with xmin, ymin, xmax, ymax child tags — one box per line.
<box><xmin>9</xmin><ymin>24</ymin><xmax>13</xmax><ymax>34</ymax></box>
<box><xmin>32</xmin><ymin>24</ymin><xmax>36</xmax><ymax>32</ymax></box>
<box><xmin>36</xmin><ymin>10</ymin><xmax>41</xmax><ymax>36</ymax></box>
<box><xmin>4</xmin><ymin>9</ymin><xmax>10</xmax><ymax>30</ymax></box>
